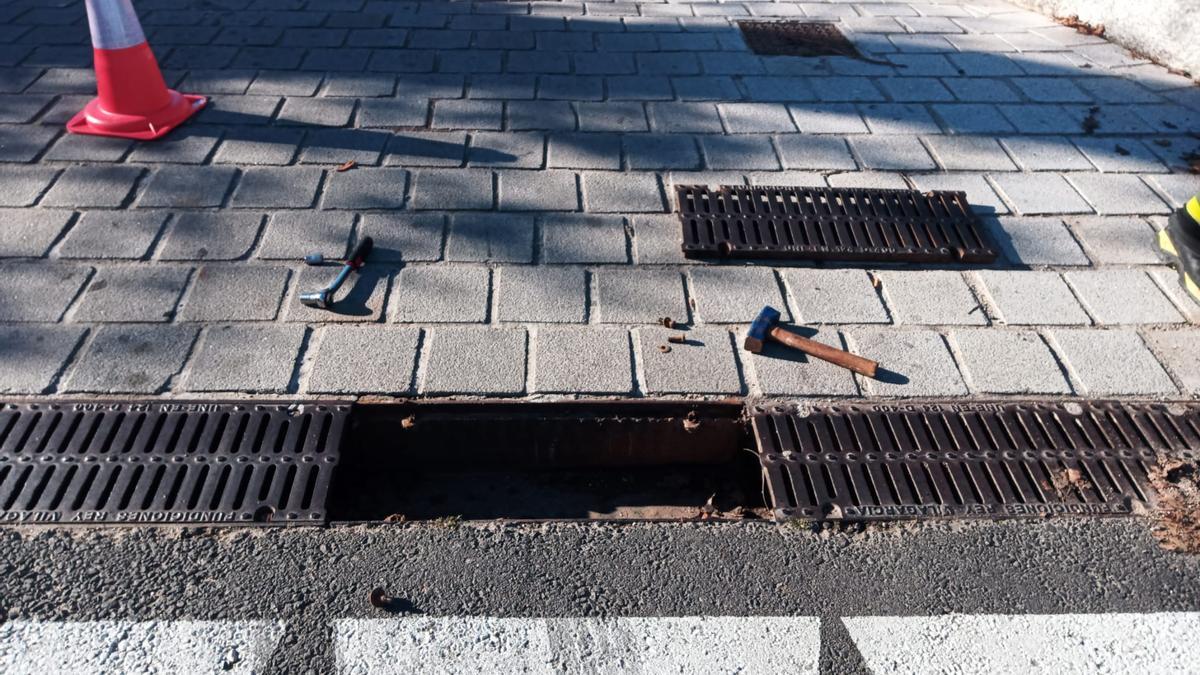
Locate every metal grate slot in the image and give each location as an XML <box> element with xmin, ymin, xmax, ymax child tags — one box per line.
<box><xmin>678</xmin><ymin>185</ymin><xmax>998</xmax><ymax>264</ymax></box>
<box><xmin>0</xmin><ymin>402</ymin><xmax>349</xmax><ymax>525</ymax></box>
<box><xmin>751</xmin><ymin>401</ymin><xmax>1197</xmax><ymax>521</ymax></box>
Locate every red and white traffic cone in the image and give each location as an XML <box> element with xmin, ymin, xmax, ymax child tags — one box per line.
<box><xmin>67</xmin><ymin>0</ymin><xmax>205</xmax><ymax>141</ymax></box>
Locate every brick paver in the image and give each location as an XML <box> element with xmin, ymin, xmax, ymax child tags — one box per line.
<box><xmin>2</xmin><ymin>0</ymin><xmax>1197</xmax><ymax>401</ymax></box>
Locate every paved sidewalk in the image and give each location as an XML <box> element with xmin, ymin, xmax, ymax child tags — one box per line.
<box><xmin>0</xmin><ymin>0</ymin><xmax>1198</xmax><ymax>400</ymax></box>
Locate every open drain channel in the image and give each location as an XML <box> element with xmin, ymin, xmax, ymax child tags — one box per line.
<box><xmin>0</xmin><ymin>399</ymin><xmax>1192</xmax><ymax>525</ymax></box>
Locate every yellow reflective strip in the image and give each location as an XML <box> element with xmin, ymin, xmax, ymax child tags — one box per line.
<box><xmin>1158</xmin><ymin>229</ymin><xmax>1178</xmax><ymax>256</ymax></box>
<box><xmin>1185</xmin><ymin>273</ymin><xmax>1200</xmax><ymax>302</ymax></box>
<box><xmin>1187</xmin><ymin>196</ymin><xmax>1200</xmax><ymax>223</ymax></box>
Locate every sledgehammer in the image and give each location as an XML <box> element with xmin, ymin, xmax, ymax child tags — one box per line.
<box><xmin>744</xmin><ymin>306</ymin><xmax>878</xmax><ymax>378</ymax></box>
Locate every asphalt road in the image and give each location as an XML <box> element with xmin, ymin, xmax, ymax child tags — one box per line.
<box><xmin>1</xmin><ymin>517</ymin><xmax>1198</xmax><ymax>672</ymax></box>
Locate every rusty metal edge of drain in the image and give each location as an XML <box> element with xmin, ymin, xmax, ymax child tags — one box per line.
<box><xmin>750</xmin><ymin>399</ymin><xmax>1200</xmax><ymax>523</ymax></box>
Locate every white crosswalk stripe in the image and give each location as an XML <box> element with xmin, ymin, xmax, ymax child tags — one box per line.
<box><xmin>843</xmin><ymin>612</ymin><xmax>1200</xmax><ymax>675</ymax></box>
<box><xmin>334</xmin><ymin>616</ymin><xmax>821</xmax><ymax>675</ymax></box>
<box><xmin>0</xmin><ymin>619</ymin><xmax>285</xmax><ymax>675</ymax></box>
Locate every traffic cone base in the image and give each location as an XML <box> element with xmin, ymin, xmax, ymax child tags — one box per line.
<box><xmin>68</xmin><ymin>2</ymin><xmax>206</xmax><ymax>140</ymax></box>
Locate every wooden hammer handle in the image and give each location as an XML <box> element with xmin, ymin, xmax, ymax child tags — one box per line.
<box><xmin>768</xmin><ymin>326</ymin><xmax>878</xmax><ymax>378</ymax></box>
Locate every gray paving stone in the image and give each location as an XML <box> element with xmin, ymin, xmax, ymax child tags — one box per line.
<box><xmin>156</xmin><ymin>212</ymin><xmax>262</xmax><ymax>261</ymax></box>
<box><xmin>975</xmin><ymin>270</ymin><xmax>1090</xmax><ymax>326</ymax></box>
<box><xmin>0</xmin><ymin>94</ymin><xmax>53</xmax><ymax>124</ymax></box>
<box><xmin>850</xmin><ymin>329</ymin><xmax>968</xmax><ymax>397</ymax></box>
<box><xmin>1066</xmin><ymin>216</ymin><xmax>1160</xmax><ymax>264</ymax></box>
<box><xmin>1148</xmin><ymin>174</ymin><xmax>1200</xmax><ymax>209</ymax></box>
<box><xmin>230</xmin><ymin>167</ymin><xmax>324</xmax><ymax>208</ymax></box>
<box><xmin>184</xmin><ymin>324</ymin><xmax>306</xmax><ymax>393</ymax></box>
<box><xmin>689</xmin><ymin>267</ymin><xmax>786</xmax><ymax>323</ymax></box>
<box><xmin>432</xmin><ymin>99</ymin><xmax>503</xmax><ymax>130</ymax></box>
<box><xmin>547</xmin><ymin>133</ymin><xmax>621</xmax><ymax>169</ymax></box>
<box><xmin>877</xmin><ymin>77</ymin><xmax>954</xmax><ymax>102</ymax></box>
<box><xmin>624</xmin><ymin>135</ymin><xmax>702</xmax><ymax>170</ymax></box>
<box><xmin>826</xmin><ymin>171</ymin><xmax>911</xmax><ymax>190</ymax></box>
<box><xmin>179</xmin><ymin>265</ymin><xmax>290</xmax><ymax>322</ymax></box>
<box><xmin>392</xmin><ymin>265</ymin><xmax>490</xmax><ymax>322</ymax></box>
<box><xmin>40</xmin><ymin>166</ymin><xmax>142</xmax><ymax>208</ymax></box>
<box><xmin>700</xmin><ymin>135</ymin><xmax>780</xmax><ymax>170</ymax></box>
<box><xmin>299</xmin><ymin>128</ymin><xmax>390</xmax><ymax>166</ymax></box>
<box><xmin>321</xmin><ymin>73</ymin><xmax>397</xmax><ymax>97</ymax></box>
<box><xmin>810</xmin><ymin>76</ymin><xmax>884</xmax><ymax>102</ymax></box>
<box><xmin>541</xmin><ymin>214</ymin><xmax>627</xmax><ymax>263</ymax></box>
<box><xmin>998</xmin><ymin>136</ymin><xmax>1094</xmax><ymax>171</ymax></box>
<box><xmin>631</xmin><ymin>214</ymin><xmax>688</xmax><ymax>265</ymax></box>
<box><xmin>284</xmin><ymin>264</ymin><xmax>391</xmax><ymax>322</ymax></box>
<box><xmin>788</xmin><ymin>103</ymin><xmax>869</xmax><ymax>134</ymax></box>
<box><xmin>637</xmin><ymin>326</ymin><xmax>741</xmax><ymax>395</ymax></box>
<box><xmin>358</xmin><ymin>213</ymin><xmax>444</xmax><ymax>262</ymax></box>
<box><xmin>0</xmin><ymin>166</ymin><xmax>59</xmax><ymax>207</ymax></box>
<box><xmin>0</xmin><ymin>263</ymin><xmax>91</xmax><ymax>322</ymax></box>
<box><xmin>1148</xmin><ymin>267</ymin><xmax>1200</xmax><ymax>324</ymax></box>
<box><xmin>322</xmin><ymin>167</ymin><xmax>409</xmax><ymax>209</ymax></box>
<box><xmin>878</xmin><ymin>271</ymin><xmax>987</xmax><ymax>326</ymax></box>
<box><xmin>1051</xmin><ymin>328</ymin><xmax>1176</xmax><ymax>396</ymax></box>
<box><xmin>647</xmin><ymin>102</ymin><xmax>723</xmax><ymax>133</ymax></box>
<box><xmin>0</xmin><ymin>124</ymin><xmax>57</xmax><ymax>162</ymax></box>
<box><xmin>213</xmin><ymin>129</ymin><xmax>304</xmax><ymax>165</ymax></box>
<box><xmin>498</xmin><ymin>169</ymin><xmax>579</xmax><ymax>211</ymax></box>
<box><xmin>421</xmin><ymin>327</ymin><xmax>526</xmax><ymax>395</ymax></box>
<box><xmin>1065</xmin><ymin>269</ymin><xmax>1183</xmax><ymax>325</ymax></box>
<box><xmin>1066</xmin><ymin>174</ymin><xmax>1169</xmax><ymax>216</ymax></box>
<box><xmin>774</xmin><ymin>135</ymin><xmax>856</xmax><ymax>170</ymax></box>
<box><xmin>257</xmin><ymin>211</ymin><xmax>353</xmax><ymax>260</ymax></box>
<box><xmin>43</xmin><ymin>134</ymin><xmax>133</xmax><ymax>162</ymax></box>
<box><xmin>582</xmin><ymin>172</ymin><xmax>665</xmax><ymax>212</ymax></box>
<box><xmin>138</xmin><ymin>166</ymin><xmax>237</xmax><ymax>208</ymax></box>
<box><xmin>1072</xmin><ymin>137</ymin><xmax>1166</xmax><ymax>173</ymax></box>
<box><xmin>195</xmin><ymin>95</ymin><xmax>282</xmax><ymax>125</ymax></box>
<box><xmin>467</xmin><ymin>132</ymin><xmax>545</xmax><ymax>169</ymax></box>
<box><xmin>56</xmin><ymin>211</ymin><xmax>169</xmax><ymax>260</ymax></box>
<box><xmin>532</xmin><ymin>326</ymin><xmax>633</xmax><ymax>394</ymax></box>
<box><xmin>781</xmin><ymin>269</ymin><xmax>890</xmax><ymax>324</ymax></box>
<box><xmin>850</xmin><ymin>136</ymin><xmax>936</xmax><ymax>170</ymax></box>
<box><xmin>128</xmin><ymin>131</ymin><xmax>219</xmax><ymax>165</ymax></box>
<box><xmin>577</xmin><ymin>102</ymin><xmax>649</xmax><ymax>132</ymax></box>
<box><xmin>495</xmin><ymin>266</ymin><xmax>587</xmax><ymax>323</ymax></box>
<box><xmin>276</xmin><ymin>97</ymin><xmax>355</xmax><ymax>126</ymax></box>
<box><xmin>446</xmin><ymin>213</ymin><xmax>534</xmax><ymax>262</ymax></box>
<box><xmin>508</xmin><ymin>101</ymin><xmax>577</xmax><ymax>131</ymax></box>
<box><xmin>991</xmin><ymin>173</ymin><xmax>1092</xmax><ymax>215</ymax></box>
<box><xmin>747</xmin><ymin>328</ymin><xmax>860</xmax><ymax>397</ymax></box>
<box><xmin>951</xmin><ymin>329</ymin><xmax>1071</xmax><ymax>394</ymax></box>
<box><xmin>718</xmin><ymin>103</ymin><xmax>795</xmax><ymax>133</ymax></box>
<box><xmin>247</xmin><ymin>71</ymin><xmax>324</xmax><ymax>96</ymax></box>
<box><xmin>62</xmin><ymin>324</ymin><xmax>198</xmax><ymax>393</ymax></box>
<box><xmin>0</xmin><ymin>325</ymin><xmax>86</xmax><ymax>394</ymax></box>
<box><xmin>306</xmin><ymin>325</ymin><xmax>420</xmax><ymax>393</ymax></box>
<box><xmin>0</xmin><ymin>209</ymin><xmax>73</xmax><ymax>258</ymax></box>
<box><xmin>1144</xmin><ymin>329</ymin><xmax>1200</xmax><ymax>394</ymax></box>
<box><xmin>71</xmin><ymin>266</ymin><xmax>191</xmax><ymax>322</ymax></box>
<box><xmin>596</xmin><ymin>268</ymin><xmax>686</xmax><ymax>324</ymax></box>
<box><xmin>411</xmin><ymin>169</ymin><xmax>493</xmax><ymax>210</ymax></box>
<box><xmin>923</xmin><ymin>136</ymin><xmax>1016</xmax><ymax>171</ymax></box>
<box><xmin>386</xmin><ymin>131</ymin><xmax>468</xmax><ymax>167</ymax></box>
<box><xmin>859</xmin><ymin>103</ymin><xmax>941</xmax><ymax>135</ymax></box>
<box><xmin>358</xmin><ymin>97</ymin><xmax>430</xmax><ymax>127</ymax></box>
<box><xmin>931</xmin><ymin>103</ymin><xmax>1016</xmax><ymax>134</ymax></box>
<box><xmin>986</xmin><ymin>216</ymin><xmax>1091</xmax><ymax>266</ymax></box>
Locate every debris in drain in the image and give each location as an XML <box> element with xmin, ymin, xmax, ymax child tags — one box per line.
<box><xmin>401</xmin><ymin>415</ymin><xmax>416</xmax><ymax>429</ymax></box>
<box><xmin>369</xmin><ymin>587</ymin><xmax>393</xmax><ymax>608</ymax></box>
<box><xmin>384</xmin><ymin>513</ymin><xmax>408</xmax><ymax>523</ymax></box>
<box><xmin>1148</xmin><ymin>457</ymin><xmax>1200</xmax><ymax>554</ymax></box>
<box><xmin>336</xmin><ymin>160</ymin><xmax>357</xmax><ymax>172</ymax></box>
<box><xmin>682</xmin><ymin>411</ymin><xmax>701</xmax><ymax>433</ymax></box>
<box><xmin>744</xmin><ymin>305</ymin><xmax>878</xmax><ymax>378</ymax></box>
<box><xmin>1049</xmin><ymin>467</ymin><xmax>1094</xmax><ymax>499</ymax></box>
<box><xmin>1058</xmin><ymin>14</ymin><xmax>1105</xmax><ymax>37</ymax></box>
<box><xmin>1082</xmin><ymin>106</ymin><xmax>1101</xmax><ymax>134</ymax></box>
<box><xmin>698</xmin><ymin>494</ymin><xmax>717</xmax><ymax>520</ymax></box>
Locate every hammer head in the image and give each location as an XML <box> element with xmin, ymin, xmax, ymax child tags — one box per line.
<box><xmin>743</xmin><ymin>305</ymin><xmax>781</xmax><ymax>353</ymax></box>
<box><xmin>299</xmin><ymin>290</ymin><xmax>331</xmax><ymax>309</ymax></box>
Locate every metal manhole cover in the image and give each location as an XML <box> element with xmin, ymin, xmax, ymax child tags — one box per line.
<box><xmin>738</xmin><ymin>21</ymin><xmax>862</xmax><ymax>58</ymax></box>
<box><xmin>751</xmin><ymin>401</ymin><xmax>1196</xmax><ymax>521</ymax></box>
<box><xmin>0</xmin><ymin>401</ymin><xmax>349</xmax><ymax>525</ymax></box>
<box><xmin>677</xmin><ymin>185</ymin><xmax>998</xmax><ymax>264</ymax></box>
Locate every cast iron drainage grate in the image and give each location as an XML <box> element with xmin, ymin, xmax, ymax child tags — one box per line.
<box><xmin>738</xmin><ymin>21</ymin><xmax>863</xmax><ymax>58</ymax></box>
<box><xmin>677</xmin><ymin>185</ymin><xmax>998</xmax><ymax>264</ymax></box>
<box><xmin>751</xmin><ymin>401</ymin><xmax>1198</xmax><ymax>521</ymax></box>
<box><xmin>0</xmin><ymin>401</ymin><xmax>349</xmax><ymax>525</ymax></box>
